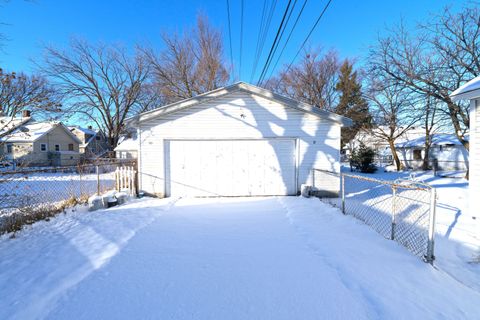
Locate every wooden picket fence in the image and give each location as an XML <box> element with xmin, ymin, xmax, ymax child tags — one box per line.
<box><xmin>115</xmin><ymin>166</ymin><xmax>137</xmax><ymax>196</ymax></box>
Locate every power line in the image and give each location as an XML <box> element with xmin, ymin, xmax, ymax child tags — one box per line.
<box><xmin>256</xmin><ymin>0</ymin><xmax>293</xmax><ymax>86</ymax></box>
<box><xmin>226</xmin><ymin>0</ymin><xmax>235</xmax><ymax>79</ymax></box>
<box><xmin>257</xmin><ymin>0</ymin><xmax>298</xmax><ymax>86</ymax></box>
<box><xmin>250</xmin><ymin>0</ymin><xmax>269</xmax><ymax>82</ymax></box>
<box><xmin>277</xmin><ymin>0</ymin><xmax>333</xmax><ymax>87</ymax></box>
<box><xmin>266</xmin><ymin>0</ymin><xmax>308</xmax><ymax>81</ymax></box>
<box><xmin>250</xmin><ymin>0</ymin><xmax>278</xmax><ymax>83</ymax></box>
<box><xmin>239</xmin><ymin>0</ymin><xmax>244</xmax><ymax>80</ymax></box>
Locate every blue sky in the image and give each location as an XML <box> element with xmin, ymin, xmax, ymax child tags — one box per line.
<box><xmin>0</xmin><ymin>0</ymin><xmax>461</xmax><ymax>82</ymax></box>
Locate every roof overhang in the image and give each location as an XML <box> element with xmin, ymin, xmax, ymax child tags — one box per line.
<box><xmin>127</xmin><ymin>82</ymin><xmax>353</xmax><ymax>127</ymax></box>
<box><xmin>451</xmin><ymin>76</ymin><xmax>480</xmax><ymax>101</ymax></box>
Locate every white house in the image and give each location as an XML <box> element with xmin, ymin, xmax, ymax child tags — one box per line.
<box><xmin>451</xmin><ymin>77</ymin><xmax>480</xmax><ymax>214</ymax></box>
<box><xmin>127</xmin><ymin>82</ymin><xmax>351</xmax><ymax>198</ymax></box>
<box><xmin>114</xmin><ymin>134</ymin><xmax>138</xmax><ymax>159</ymax></box>
<box><xmin>395</xmin><ymin>133</ymin><xmax>469</xmax><ymax>171</ymax></box>
<box><xmin>347</xmin><ymin>126</ymin><xmax>426</xmax><ymax>163</ymax></box>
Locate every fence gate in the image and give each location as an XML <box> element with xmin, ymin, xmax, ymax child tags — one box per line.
<box><xmin>115</xmin><ymin>166</ymin><xmax>137</xmax><ymax>196</ymax></box>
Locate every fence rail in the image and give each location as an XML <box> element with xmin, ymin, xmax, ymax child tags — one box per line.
<box><xmin>0</xmin><ymin>160</ymin><xmax>137</xmax><ymax>233</ymax></box>
<box><xmin>312</xmin><ymin>169</ymin><xmax>437</xmax><ymax>263</ymax></box>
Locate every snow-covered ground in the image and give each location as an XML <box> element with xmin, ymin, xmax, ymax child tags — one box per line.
<box><xmin>340</xmin><ymin>167</ymin><xmax>480</xmax><ymax>292</ymax></box>
<box><xmin>0</xmin><ymin>196</ymin><xmax>479</xmax><ymax>319</ymax></box>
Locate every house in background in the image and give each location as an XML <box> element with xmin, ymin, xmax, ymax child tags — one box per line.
<box><xmin>127</xmin><ymin>82</ymin><xmax>351</xmax><ymax>198</ymax></box>
<box><xmin>451</xmin><ymin>77</ymin><xmax>480</xmax><ymax>215</ymax></box>
<box><xmin>114</xmin><ymin>133</ymin><xmax>138</xmax><ymax>159</ymax></box>
<box><xmin>0</xmin><ymin>118</ymin><xmax>81</xmax><ymax>167</ymax></box>
<box><xmin>69</xmin><ymin>126</ymin><xmax>109</xmax><ymax>159</ymax></box>
<box><xmin>346</xmin><ymin>126</ymin><xmax>427</xmax><ymax>163</ymax></box>
<box><xmin>395</xmin><ymin>133</ymin><xmax>469</xmax><ymax>171</ymax></box>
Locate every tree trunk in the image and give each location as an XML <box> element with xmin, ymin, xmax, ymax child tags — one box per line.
<box><xmin>388</xmin><ymin>139</ymin><xmax>402</xmax><ymax>171</ymax></box>
<box><xmin>422</xmin><ymin>133</ymin><xmax>431</xmax><ymax>171</ymax></box>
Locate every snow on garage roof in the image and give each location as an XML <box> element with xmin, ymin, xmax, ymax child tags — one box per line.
<box><xmin>127</xmin><ymin>82</ymin><xmax>353</xmax><ymax>126</ymax></box>
<box><xmin>451</xmin><ymin>76</ymin><xmax>480</xmax><ymax>101</ymax></box>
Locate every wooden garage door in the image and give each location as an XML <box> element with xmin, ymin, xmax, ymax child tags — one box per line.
<box><xmin>166</xmin><ymin>139</ymin><xmax>296</xmax><ymax>197</ymax></box>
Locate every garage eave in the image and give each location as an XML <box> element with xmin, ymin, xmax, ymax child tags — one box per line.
<box><xmin>127</xmin><ymin>82</ymin><xmax>352</xmax><ymax>127</ymax></box>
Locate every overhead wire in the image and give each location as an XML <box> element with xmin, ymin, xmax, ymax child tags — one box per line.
<box><xmin>257</xmin><ymin>0</ymin><xmax>299</xmax><ymax>86</ymax></box>
<box><xmin>256</xmin><ymin>0</ymin><xmax>293</xmax><ymax>86</ymax></box>
<box><xmin>226</xmin><ymin>0</ymin><xmax>235</xmax><ymax>79</ymax></box>
<box><xmin>265</xmin><ymin>0</ymin><xmax>308</xmax><ymax>82</ymax></box>
<box><xmin>239</xmin><ymin>0</ymin><xmax>244</xmax><ymax>80</ymax></box>
<box><xmin>250</xmin><ymin>0</ymin><xmax>278</xmax><ymax>83</ymax></box>
<box><xmin>276</xmin><ymin>0</ymin><xmax>333</xmax><ymax>88</ymax></box>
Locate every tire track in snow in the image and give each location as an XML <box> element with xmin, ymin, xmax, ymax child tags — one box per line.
<box><xmin>277</xmin><ymin>196</ymin><xmax>385</xmax><ymax>320</ymax></box>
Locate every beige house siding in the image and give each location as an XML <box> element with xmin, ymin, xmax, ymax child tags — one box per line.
<box><xmin>35</xmin><ymin>126</ymin><xmax>80</xmax><ymax>153</ymax></box>
<box><xmin>8</xmin><ymin>125</ymin><xmax>80</xmax><ymax>166</ymax></box>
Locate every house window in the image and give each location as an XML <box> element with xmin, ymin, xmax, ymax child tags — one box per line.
<box><xmin>40</xmin><ymin>143</ymin><xmax>47</xmax><ymax>152</ymax></box>
<box><xmin>413</xmin><ymin>149</ymin><xmax>422</xmax><ymax>160</ymax></box>
<box><xmin>68</xmin><ymin>143</ymin><xmax>74</xmax><ymax>151</ymax></box>
<box><xmin>55</xmin><ymin>144</ymin><xmax>60</xmax><ymax>151</ymax></box>
<box><xmin>6</xmin><ymin>144</ymin><xmax>12</xmax><ymax>154</ymax></box>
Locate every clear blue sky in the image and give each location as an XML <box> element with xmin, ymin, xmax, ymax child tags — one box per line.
<box><xmin>0</xmin><ymin>0</ymin><xmax>462</xmax><ymax>83</ymax></box>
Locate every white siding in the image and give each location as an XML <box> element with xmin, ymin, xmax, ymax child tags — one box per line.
<box><xmin>471</xmin><ymin>99</ymin><xmax>480</xmax><ymax>212</ymax></box>
<box><xmin>138</xmin><ymin>90</ymin><xmax>341</xmax><ymax>197</ymax></box>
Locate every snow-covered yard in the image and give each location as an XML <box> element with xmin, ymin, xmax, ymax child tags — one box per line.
<box><xmin>339</xmin><ymin>167</ymin><xmax>480</xmax><ymax>292</ymax></box>
<box><xmin>0</xmin><ymin>170</ymin><xmax>115</xmax><ymax>215</ymax></box>
<box><xmin>0</xmin><ymin>196</ymin><xmax>479</xmax><ymax>319</ymax></box>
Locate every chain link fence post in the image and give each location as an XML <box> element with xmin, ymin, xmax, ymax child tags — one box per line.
<box><xmin>391</xmin><ymin>186</ymin><xmax>397</xmax><ymax>240</ymax></box>
<box><xmin>96</xmin><ymin>165</ymin><xmax>100</xmax><ymax>195</ymax></box>
<box><xmin>341</xmin><ymin>174</ymin><xmax>346</xmax><ymax>214</ymax></box>
<box><xmin>425</xmin><ymin>188</ymin><xmax>437</xmax><ymax>263</ymax></box>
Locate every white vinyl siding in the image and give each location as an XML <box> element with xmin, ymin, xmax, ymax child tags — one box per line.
<box><xmin>139</xmin><ymin>90</ymin><xmax>341</xmax><ymax>197</ymax></box>
<box><xmin>471</xmin><ymin>99</ymin><xmax>479</xmax><ymax>212</ymax></box>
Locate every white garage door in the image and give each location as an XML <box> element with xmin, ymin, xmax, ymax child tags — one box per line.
<box><xmin>166</xmin><ymin>139</ymin><xmax>296</xmax><ymax>197</ymax></box>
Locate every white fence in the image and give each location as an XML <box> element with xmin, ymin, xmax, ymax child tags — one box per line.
<box><xmin>115</xmin><ymin>166</ymin><xmax>137</xmax><ymax>196</ymax></box>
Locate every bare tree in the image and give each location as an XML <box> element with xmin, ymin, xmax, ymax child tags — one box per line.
<box><xmin>368</xmin><ymin>7</ymin><xmax>477</xmax><ymax>153</ymax></box>
<box><xmin>365</xmin><ymin>79</ymin><xmax>421</xmax><ymax>171</ymax></box>
<box><xmin>142</xmin><ymin>15</ymin><xmax>229</xmax><ymax>104</ymax></box>
<box><xmin>266</xmin><ymin>49</ymin><xmax>340</xmax><ymax>111</ymax></box>
<box><xmin>0</xmin><ymin>69</ymin><xmax>61</xmax><ymax>117</ymax></box>
<box><xmin>37</xmin><ymin>39</ymin><xmax>151</xmax><ymax>149</ymax></box>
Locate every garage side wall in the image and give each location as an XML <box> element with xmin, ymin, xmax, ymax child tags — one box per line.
<box><xmin>471</xmin><ymin>99</ymin><xmax>479</xmax><ymax>213</ymax></box>
<box><xmin>138</xmin><ymin>91</ymin><xmax>341</xmax><ymax>197</ymax></box>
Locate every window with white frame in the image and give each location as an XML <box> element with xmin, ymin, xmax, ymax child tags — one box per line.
<box><xmin>55</xmin><ymin>144</ymin><xmax>60</xmax><ymax>151</ymax></box>
<box><xmin>40</xmin><ymin>143</ymin><xmax>47</xmax><ymax>152</ymax></box>
<box><xmin>6</xmin><ymin>144</ymin><xmax>13</xmax><ymax>154</ymax></box>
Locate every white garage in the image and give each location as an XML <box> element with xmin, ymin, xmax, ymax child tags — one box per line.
<box><xmin>129</xmin><ymin>82</ymin><xmax>351</xmax><ymax>198</ymax></box>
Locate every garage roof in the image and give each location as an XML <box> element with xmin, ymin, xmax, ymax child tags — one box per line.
<box><xmin>128</xmin><ymin>82</ymin><xmax>352</xmax><ymax>126</ymax></box>
<box><xmin>451</xmin><ymin>76</ymin><xmax>480</xmax><ymax>101</ymax></box>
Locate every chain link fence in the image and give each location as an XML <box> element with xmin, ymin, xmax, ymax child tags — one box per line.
<box><xmin>0</xmin><ymin>160</ymin><xmax>137</xmax><ymax>234</ymax></box>
<box><xmin>312</xmin><ymin>169</ymin><xmax>437</xmax><ymax>263</ymax></box>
